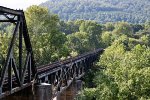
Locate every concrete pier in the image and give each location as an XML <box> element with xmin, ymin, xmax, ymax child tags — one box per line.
<box><xmin>57</xmin><ymin>80</ymin><xmax>83</xmax><ymax>100</ymax></box>
<box><xmin>34</xmin><ymin>83</ymin><xmax>52</xmax><ymax>100</ymax></box>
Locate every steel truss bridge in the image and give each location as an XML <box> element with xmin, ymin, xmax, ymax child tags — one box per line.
<box><xmin>0</xmin><ymin>6</ymin><xmax>103</xmax><ymax>99</ymax></box>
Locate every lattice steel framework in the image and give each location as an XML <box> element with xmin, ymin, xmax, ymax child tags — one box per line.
<box><xmin>0</xmin><ymin>6</ymin><xmax>36</xmax><ymax>98</ymax></box>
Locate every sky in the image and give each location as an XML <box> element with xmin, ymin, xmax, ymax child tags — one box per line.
<box><xmin>0</xmin><ymin>0</ymin><xmax>48</xmax><ymax>10</ymax></box>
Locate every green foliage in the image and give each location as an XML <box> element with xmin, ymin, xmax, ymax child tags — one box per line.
<box><xmin>79</xmin><ymin>21</ymin><xmax>102</xmax><ymax>49</ymax></box>
<box><xmin>65</xmin><ymin>20</ymin><xmax>103</xmax><ymax>54</ymax></box>
<box><xmin>66</xmin><ymin>31</ymin><xmax>90</xmax><ymax>54</ymax></box>
<box><xmin>25</xmin><ymin>5</ymin><xmax>69</xmax><ymax>66</ymax></box>
<box><xmin>59</xmin><ymin>21</ymin><xmax>79</xmax><ymax>35</ymax></box>
<box><xmin>140</xmin><ymin>34</ymin><xmax>150</xmax><ymax>46</ymax></box>
<box><xmin>25</xmin><ymin>5</ymin><xmax>59</xmax><ymax>34</ymax></box>
<box><xmin>78</xmin><ymin>20</ymin><xmax>150</xmax><ymax>99</ymax></box>
<box><xmin>104</xmin><ymin>22</ymin><xmax>115</xmax><ymax>31</ymax></box>
<box><xmin>0</xmin><ymin>33</ymin><xmax>10</xmax><ymax>68</ymax></box>
<box><xmin>113</xmin><ymin>22</ymin><xmax>133</xmax><ymax>36</ymax></box>
<box><xmin>85</xmin><ymin>40</ymin><xmax>150</xmax><ymax>99</ymax></box>
<box><xmin>101</xmin><ymin>31</ymin><xmax>112</xmax><ymax>47</ymax></box>
<box><xmin>81</xmin><ymin>88</ymin><xmax>97</xmax><ymax>100</ymax></box>
<box><xmin>41</xmin><ymin>0</ymin><xmax>150</xmax><ymax>23</ymax></box>
<box><xmin>144</xmin><ymin>21</ymin><xmax>150</xmax><ymax>31</ymax></box>
<box><xmin>131</xmin><ymin>24</ymin><xmax>144</xmax><ymax>33</ymax></box>
<box><xmin>94</xmin><ymin>71</ymin><xmax>119</xmax><ymax>100</ymax></box>
<box><xmin>0</xmin><ymin>23</ymin><xmax>14</xmax><ymax>34</ymax></box>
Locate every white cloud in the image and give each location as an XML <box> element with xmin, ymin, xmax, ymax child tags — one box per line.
<box><xmin>0</xmin><ymin>0</ymin><xmax>47</xmax><ymax>10</ymax></box>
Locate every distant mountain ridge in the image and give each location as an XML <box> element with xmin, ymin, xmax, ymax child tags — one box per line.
<box><xmin>41</xmin><ymin>0</ymin><xmax>150</xmax><ymax>23</ymax></box>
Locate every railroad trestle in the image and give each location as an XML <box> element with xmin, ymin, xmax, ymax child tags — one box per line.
<box><xmin>0</xmin><ymin>6</ymin><xmax>103</xmax><ymax>99</ymax></box>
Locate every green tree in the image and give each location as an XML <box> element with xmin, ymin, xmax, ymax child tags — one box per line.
<box><xmin>66</xmin><ymin>32</ymin><xmax>90</xmax><ymax>54</ymax></box>
<box><xmin>101</xmin><ymin>31</ymin><xmax>112</xmax><ymax>47</ymax></box>
<box><xmin>113</xmin><ymin>22</ymin><xmax>133</xmax><ymax>37</ymax></box>
<box><xmin>90</xmin><ymin>42</ymin><xmax>150</xmax><ymax>99</ymax></box>
<box><xmin>25</xmin><ymin>5</ymin><xmax>59</xmax><ymax>34</ymax></box>
<box><xmin>0</xmin><ymin>33</ymin><xmax>11</xmax><ymax>68</ymax></box>
<box><xmin>104</xmin><ymin>22</ymin><xmax>115</xmax><ymax>31</ymax></box>
<box><xmin>25</xmin><ymin>5</ymin><xmax>69</xmax><ymax>65</ymax></box>
<box><xmin>79</xmin><ymin>21</ymin><xmax>102</xmax><ymax>49</ymax></box>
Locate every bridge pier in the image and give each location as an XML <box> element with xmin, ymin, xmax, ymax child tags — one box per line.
<box><xmin>57</xmin><ymin>83</ymin><xmax>75</xmax><ymax>100</ymax></box>
<box><xmin>34</xmin><ymin>83</ymin><xmax>52</xmax><ymax>100</ymax></box>
<box><xmin>56</xmin><ymin>80</ymin><xmax>83</xmax><ymax>100</ymax></box>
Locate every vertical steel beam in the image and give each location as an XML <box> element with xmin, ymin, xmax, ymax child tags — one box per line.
<box><xmin>8</xmin><ymin>58</ymin><xmax>12</xmax><ymax>91</ymax></box>
<box><xmin>27</xmin><ymin>56</ymin><xmax>31</xmax><ymax>82</ymax></box>
<box><xmin>22</xmin><ymin>12</ymin><xmax>37</xmax><ymax>77</ymax></box>
<box><xmin>19</xmin><ymin>16</ymin><xmax>23</xmax><ymax>81</ymax></box>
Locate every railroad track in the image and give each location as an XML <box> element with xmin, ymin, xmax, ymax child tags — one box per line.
<box><xmin>37</xmin><ymin>48</ymin><xmax>103</xmax><ymax>74</ymax></box>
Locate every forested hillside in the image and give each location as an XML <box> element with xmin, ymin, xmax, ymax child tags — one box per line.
<box><xmin>41</xmin><ymin>0</ymin><xmax>150</xmax><ymax>23</ymax></box>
